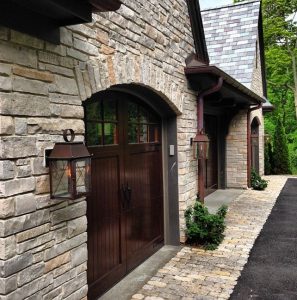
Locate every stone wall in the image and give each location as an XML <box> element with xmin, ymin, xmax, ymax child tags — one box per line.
<box><xmin>0</xmin><ymin>0</ymin><xmax>198</xmax><ymax>298</ymax></box>
<box><xmin>251</xmin><ymin>37</ymin><xmax>265</xmax><ymax>176</ymax></box>
<box><xmin>226</xmin><ymin>35</ymin><xmax>265</xmax><ymax>187</ymax></box>
<box><xmin>226</xmin><ymin>110</ymin><xmax>248</xmax><ymax>188</ymax></box>
<box><xmin>0</xmin><ymin>28</ymin><xmax>88</xmax><ymax>300</ymax></box>
<box><xmin>0</xmin><ymin>0</ymin><xmax>268</xmax><ymax>297</ymax></box>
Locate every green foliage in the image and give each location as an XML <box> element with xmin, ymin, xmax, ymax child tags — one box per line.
<box><xmin>251</xmin><ymin>169</ymin><xmax>268</xmax><ymax>190</ymax></box>
<box><xmin>235</xmin><ymin>0</ymin><xmax>297</xmax><ymax>173</ymax></box>
<box><xmin>289</xmin><ymin>139</ymin><xmax>297</xmax><ymax>173</ymax></box>
<box><xmin>273</xmin><ymin>118</ymin><xmax>291</xmax><ymax>174</ymax></box>
<box><xmin>264</xmin><ymin>142</ymin><xmax>273</xmax><ymax>174</ymax></box>
<box><xmin>184</xmin><ymin>201</ymin><xmax>228</xmax><ymax>250</ymax></box>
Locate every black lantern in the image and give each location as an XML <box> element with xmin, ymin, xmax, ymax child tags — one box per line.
<box><xmin>191</xmin><ymin>130</ymin><xmax>210</xmax><ymax>160</ymax></box>
<box><xmin>48</xmin><ymin>130</ymin><xmax>91</xmax><ymax>200</ymax></box>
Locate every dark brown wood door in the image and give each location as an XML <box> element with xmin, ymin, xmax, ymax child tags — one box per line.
<box><xmin>251</xmin><ymin>119</ymin><xmax>260</xmax><ymax>173</ymax></box>
<box><xmin>85</xmin><ymin>92</ymin><xmax>164</xmax><ymax>299</ymax></box>
<box><xmin>205</xmin><ymin>115</ymin><xmax>218</xmax><ymax>196</ymax></box>
<box><xmin>251</xmin><ymin>136</ymin><xmax>260</xmax><ymax>173</ymax></box>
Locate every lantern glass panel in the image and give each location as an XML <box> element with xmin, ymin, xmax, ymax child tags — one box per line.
<box><xmin>75</xmin><ymin>158</ymin><xmax>91</xmax><ymax>196</ymax></box>
<box><xmin>50</xmin><ymin>160</ymin><xmax>72</xmax><ymax>199</ymax></box>
<box><xmin>205</xmin><ymin>142</ymin><xmax>209</xmax><ymax>160</ymax></box>
<box><xmin>193</xmin><ymin>141</ymin><xmax>209</xmax><ymax>160</ymax></box>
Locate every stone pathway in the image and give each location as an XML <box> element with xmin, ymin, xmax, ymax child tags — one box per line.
<box><xmin>132</xmin><ymin>176</ymin><xmax>290</xmax><ymax>300</ymax></box>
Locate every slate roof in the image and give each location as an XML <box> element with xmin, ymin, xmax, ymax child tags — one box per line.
<box><xmin>201</xmin><ymin>0</ymin><xmax>261</xmax><ymax>89</ymax></box>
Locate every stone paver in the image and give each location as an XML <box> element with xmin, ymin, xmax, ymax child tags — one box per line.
<box><xmin>132</xmin><ymin>176</ymin><xmax>290</xmax><ymax>300</ymax></box>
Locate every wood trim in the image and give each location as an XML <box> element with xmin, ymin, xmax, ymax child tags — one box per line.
<box><xmin>185</xmin><ymin>0</ymin><xmax>209</xmax><ymax>64</ymax></box>
<box><xmin>0</xmin><ymin>0</ymin><xmax>121</xmax><ymax>44</ymax></box>
<box><xmin>90</xmin><ymin>0</ymin><xmax>122</xmax><ymax>12</ymax></box>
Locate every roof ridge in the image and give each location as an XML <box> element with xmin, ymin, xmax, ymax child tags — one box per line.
<box><xmin>201</xmin><ymin>0</ymin><xmax>260</xmax><ymax>12</ymax></box>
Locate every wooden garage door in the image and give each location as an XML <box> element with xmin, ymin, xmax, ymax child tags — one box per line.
<box><xmin>84</xmin><ymin>91</ymin><xmax>164</xmax><ymax>299</ymax></box>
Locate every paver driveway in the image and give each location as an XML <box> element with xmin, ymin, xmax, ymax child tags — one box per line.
<box><xmin>132</xmin><ymin>176</ymin><xmax>290</xmax><ymax>300</ymax></box>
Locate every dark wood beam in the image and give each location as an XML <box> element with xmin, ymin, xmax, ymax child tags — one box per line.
<box><xmin>186</xmin><ymin>0</ymin><xmax>209</xmax><ymax>64</ymax></box>
<box><xmin>11</xmin><ymin>0</ymin><xmax>92</xmax><ymax>23</ymax></box>
<box><xmin>0</xmin><ymin>0</ymin><xmax>122</xmax><ymax>44</ymax></box>
<box><xmin>90</xmin><ymin>0</ymin><xmax>122</xmax><ymax>12</ymax></box>
<box><xmin>0</xmin><ymin>2</ymin><xmax>60</xmax><ymax>44</ymax></box>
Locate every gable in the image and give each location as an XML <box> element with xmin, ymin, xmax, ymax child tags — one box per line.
<box><xmin>201</xmin><ymin>0</ymin><xmax>261</xmax><ymax>89</ymax></box>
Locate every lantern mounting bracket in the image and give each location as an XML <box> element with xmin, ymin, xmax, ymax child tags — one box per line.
<box><xmin>63</xmin><ymin>129</ymin><xmax>75</xmax><ymax>143</ymax></box>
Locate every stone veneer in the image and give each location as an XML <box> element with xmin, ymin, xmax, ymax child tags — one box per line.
<box><xmin>226</xmin><ymin>110</ymin><xmax>248</xmax><ymax>189</ymax></box>
<box><xmin>226</xmin><ymin>35</ymin><xmax>265</xmax><ymax>187</ymax></box>
<box><xmin>251</xmin><ymin>37</ymin><xmax>265</xmax><ymax>176</ymax></box>
<box><xmin>0</xmin><ymin>1</ymin><xmax>267</xmax><ymax>298</ymax></box>
<box><xmin>0</xmin><ymin>1</ymin><xmax>199</xmax><ymax>298</ymax></box>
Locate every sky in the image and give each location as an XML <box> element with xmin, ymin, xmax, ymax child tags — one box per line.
<box><xmin>199</xmin><ymin>0</ymin><xmax>233</xmax><ymax>10</ymax></box>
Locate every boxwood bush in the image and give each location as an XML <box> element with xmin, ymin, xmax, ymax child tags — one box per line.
<box><xmin>184</xmin><ymin>201</ymin><xmax>228</xmax><ymax>250</ymax></box>
<box><xmin>251</xmin><ymin>169</ymin><xmax>268</xmax><ymax>190</ymax></box>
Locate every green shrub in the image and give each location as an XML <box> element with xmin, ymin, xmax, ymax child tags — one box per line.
<box><xmin>251</xmin><ymin>169</ymin><xmax>268</xmax><ymax>190</ymax></box>
<box><xmin>264</xmin><ymin>142</ymin><xmax>273</xmax><ymax>175</ymax></box>
<box><xmin>273</xmin><ymin>118</ymin><xmax>291</xmax><ymax>174</ymax></box>
<box><xmin>184</xmin><ymin>201</ymin><xmax>228</xmax><ymax>250</ymax></box>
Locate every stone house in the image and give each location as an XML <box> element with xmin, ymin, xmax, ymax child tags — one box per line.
<box><xmin>201</xmin><ymin>0</ymin><xmax>271</xmax><ymax>185</ymax></box>
<box><xmin>0</xmin><ymin>0</ymin><xmax>269</xmax><ymax>299</ymax></box>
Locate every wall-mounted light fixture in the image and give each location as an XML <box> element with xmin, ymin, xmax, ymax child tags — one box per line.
<box><xmin>191</xmin><ymin>129</ymin><xmax>209</xmax><ymax>160</ymax></box>
<box><xmin>48</xmin><ymin>129</ymin><xmax>91</xmax><ymax>200</ymax></box>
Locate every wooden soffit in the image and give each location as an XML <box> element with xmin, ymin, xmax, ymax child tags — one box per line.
<box><xmin>0</xmin><ymin>0</ymin><xmax>122</xmax><ymax>44</ymax></box>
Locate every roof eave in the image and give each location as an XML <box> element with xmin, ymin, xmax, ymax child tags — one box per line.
<box><xmin>90</xmin><ymin>0</ymin><xmax>122</xmax><ymax>12</ymax></box>
<box><xmin>185</xmin><ymin>64</ymin><xmax>265</xmax><ymax>105</ymax></box>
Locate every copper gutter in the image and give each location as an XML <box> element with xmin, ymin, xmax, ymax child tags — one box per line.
<box><xmin>247</xmin><ymin>104</ymin><xmax>262</xmax><ymax>187</ymax></box>
<box><xmin>197</xmin><ymin>77</ymin><xmax>223</xmax><ymax>202</ymax></box>
<box><xmin>185</xmin><ymin>65</ymin><xmax>265</xmax><ymax>105</ymax></box>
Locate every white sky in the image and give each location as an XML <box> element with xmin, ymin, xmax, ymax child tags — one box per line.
<box><xmin>199</xmin><ymin>0</ymin><xmax>233</xmax><ymax>10</ymax></box>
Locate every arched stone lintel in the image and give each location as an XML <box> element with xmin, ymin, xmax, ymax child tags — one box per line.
<box><xmin>251</xmin><ymin>115</ymin><xmax>262</xmax><ymax>126</ymax></box>
<box><xmin>74</xmin><ymin>59</ymin><xmax>183</xmax><ymax>115</ymax></box>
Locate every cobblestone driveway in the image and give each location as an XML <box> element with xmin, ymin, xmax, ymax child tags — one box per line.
<box><xmin>132</xmin><ymin>176</ymin><xmax>290</xmax><ymax>300</ymax></box>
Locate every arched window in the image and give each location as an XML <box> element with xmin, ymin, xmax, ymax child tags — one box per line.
<box><xmin>251</xmin><ymin>117</ymin><xmax>260</xmax><ymax>173</ymax></box>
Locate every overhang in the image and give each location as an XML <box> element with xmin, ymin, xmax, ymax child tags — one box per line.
<box><xmin>0</xmin><ymin>0</ymin><xmax>122</xmax><ymax>44</ymax></box>
<box><xmin>262</xmin><ymin>98</ymin><xmax>274</xmax><ymax>113</ymax></box>
<box><xmin>185</xmin><ymin>57</ymin><xmax>266</xmax><ymax>110</ymax></box>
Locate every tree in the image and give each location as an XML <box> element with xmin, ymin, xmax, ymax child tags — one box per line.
<box><xmin>264</xmin><ymin>141</ymin><xmax>273</xmax><ymax>174</ymax></box>
<box><xmin>235</xmin><ymin>0</ymin><xmax>297</xmax><ymax>173</ymax></box>
<box><xmin>273</xmin><ymin>118</ymin><xmax>291</xmax><ymax>174</ymax></box>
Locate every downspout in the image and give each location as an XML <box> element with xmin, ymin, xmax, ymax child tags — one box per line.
<box><xmin>197</xmin><ymin>77</ymin><xmax>223</xmax><ymax>202</ymax></box>
<box><xmin>247</xmin><ymin>103</ymin><xmax>262</xmax><ymax>187</ymax></box>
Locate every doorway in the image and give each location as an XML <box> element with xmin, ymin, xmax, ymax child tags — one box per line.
<box><xmin>204</xmin><ymin>115</ymin><xmax>219</xmax><ymax>196</ymax></box>
<box><xmin>84</xmin><ymin>90</ymin><xmax>165</xmax><ymax>299</ymax></box>
<box><xmin>251</xmin><ymin>117</ymin><xmax>260</xmax><ymax>173</ymax></box>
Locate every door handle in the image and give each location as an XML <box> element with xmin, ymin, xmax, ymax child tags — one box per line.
<box><xmin>126</xmin><ymin>184</ymin><xmax>132</xmax><ymax>209</ymax></box>
<box><xmin>121</xmin><ymin>183</ymin><xmax>132</xmax><ymax>210</ymax></box>
<box><xmin>121</xmin><ymin>184</ymin><xmax>127</xmax><ymax>210</ymax></box>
